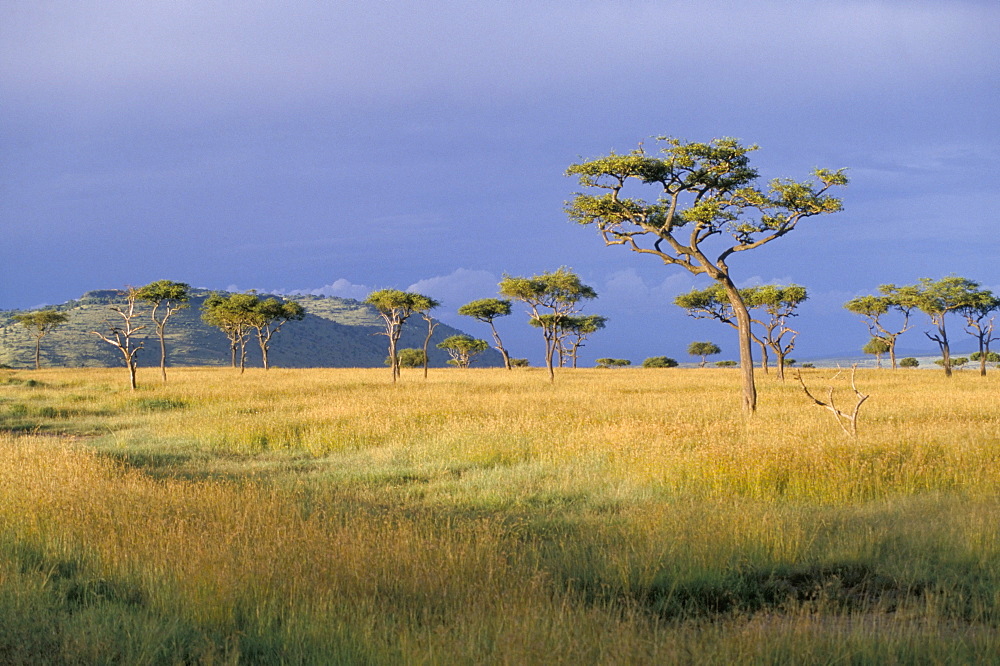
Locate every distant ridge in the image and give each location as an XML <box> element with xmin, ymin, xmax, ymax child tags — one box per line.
<box><xmin>0</xmin><ymin>290</ymin><xmax>503</xmax><ymax>370</ymax></box>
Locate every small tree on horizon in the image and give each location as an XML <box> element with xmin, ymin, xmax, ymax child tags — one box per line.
<box><xmin>365</xmin><ymin>289</ymin><xmax>434</xmax><ymax>383</ymax></box>
<box><xmin>899</xmin><ymin>357</ymin><xmax>919</xmax><ymax>368</ymax></box>
<box><xmin>92</xmin><ymin>287</ymin><xmax>146</xmax><ymax>390</ymax></box>
<box><xmin>642</xmin><ymin>356</ymin><xmax>678</xmax><ymax>368</ymax></box>
<box><xmin>13</xmin><ymin>309</ymin><xmax>69</xmax><ymax>370</ymax></box>
<box><xmin>499</xmin><ymin>268</ymin><xmax>597</xmax><ymax>382</ymax></box>
<box><xmin>248</xmin><ymin>297</ymin><xmax>306</xmax><ymax>370</ymax></box>
<box><xmin>914</xmin><ymin>277</ymin><xmax>982</xmax><ymax>377</ymax></box>
<box><xmin>458</xmin><ymin>298</ymin><xmax>514</xmax><ymax>370</ymax></box>
<box><xmin>437</xmin><ymin>334</ymin><xmax>489</xmax><ymax>368</ymax></box>
<box><xmin>135</xmin><ymin>280</ymin><xmax>190</xmax><ymax>382</ymax></box>
<box><xmin>596</xmin><ymin>358</ymin><xmax>630</xmax><ymax>368</ymax></box>
<box><xmin>687</xmin><ymin>341</ymin><xmax>721</xmax><ymax>367</ymax></box>
<box><xmin>844</xmin><ymin>285</ymin><xmax>920</xmax><ymax>370</ymax></box>
<box><xmin>862</xmin><ymin>336</ymin><xmax>891</xmax><ymax>369</ymax></box>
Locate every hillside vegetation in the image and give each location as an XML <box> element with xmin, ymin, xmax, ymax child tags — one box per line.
<box><xmin>1</xmin><ymin>367</ymin><xmax>999</xmax><ymax>662</ymax></box>
<box><xmin>0</xmin><ymin>290</ymin><xmax>502</xmax><ymax>369</ymax></box>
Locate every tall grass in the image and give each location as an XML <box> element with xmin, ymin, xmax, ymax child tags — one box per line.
<box><xmin>1</xmin><ymin>367</ymin><xmax>999</xmax><ymax>663</ymax></box>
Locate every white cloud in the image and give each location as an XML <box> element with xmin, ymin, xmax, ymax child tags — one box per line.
<box><xmin>293</xmin><ymin>278</ymin><xmax>371</xmax><ymax>301</ymax></box>
<box><xmin>406</xmin><ymin>268</ymin><xmax>500</xmax><ymax>308</ymax></box>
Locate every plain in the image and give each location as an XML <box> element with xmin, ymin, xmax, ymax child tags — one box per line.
<box><xmin>1</xmin><ymin>366</ymin><xmax>999</xmax><ymax>664</ymax></box>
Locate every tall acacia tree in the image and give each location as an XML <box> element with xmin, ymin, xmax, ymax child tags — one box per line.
<box><xmin>365</xmin><ymin>289</ymin><xmax>434</xmax><ymax>383</ymax></box>
<box><xmin>135</xmin><ymin>280</ymin><xmax>190</xmax><ymax>382</ymax></box>
<box><xmin>201</xmin><ymin>292</ymin><xmax>257</xmax><ymax>373</ymax></box>
<box><xmin>958</xmin><ymin>288</ymin><xmax>1000</xmax><ymax>377</ymax></box>
<box><xmin>248</xmin><ymin>297</ymin><xmax>306</xmax><ymax>370</ymax></box>
<box><xmin>566</xmin><ymin>136</ymin><xmax>846</xmax><ymax>412</ymax></box>
<box><xmin>92</xmin><ymin>287</ymin><xmax>146</xmax><ymax>390</ymax></box>
<box><xmin>499</xmin><ymin>268</ymin><xmax>597</xmax><ymax>381</ymax></box>
<box><xmin>458</xmin><ymin>298</ymin><xmax>513</xmax><ymax>370</ymax></box>
<box><xmin>13</xmin><ymin>309</ymin><xmax>69</xmax><ymax>370</ymax></box>
<box><xmin>914</xmin><ymin>276</ymin><xmax>982</xmax><ymax>378</ymax></box>
<box><xmin>746</xmin><ymin>284</ymin><xmax>807</xmax><ymax>381</ymax></box>
<box><xmin>844</xmin><ymin>284</ymin><xmax>919</xmax><ymax>370</ymax></box>
<box><xmin>560</xmin><ymin>314</ymin><xmax>607</xmax><ymax>369</ymax></box>
<box><xmin>415</xmin><ymin>295</ymin><xmax>441</xmax><ymax>379</ymax></box>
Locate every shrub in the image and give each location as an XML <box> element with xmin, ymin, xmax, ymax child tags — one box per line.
<box><xmin>715</xmin><ymin>360</ymin><xmax>737</xmax><ymax>368</ymax></box>
<box><xmin>642</xmin><ymin>356</ymin><xmax>678</xmax><ymax>368</ymax></box>
<box><xmin>596</xmin><ymin>358</ymin><xmax>631</xmax><ymax>369</ymax></box>
<box><xmin>899</xmin><ymin>357</ymin><xmax>919</xmax><ymax>368</ymax></box>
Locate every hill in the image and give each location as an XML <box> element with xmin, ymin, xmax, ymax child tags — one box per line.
<box><xmin>0</xmin><ymin>290</ymin><xmax>503</xmax><ymax>369</ymax></box>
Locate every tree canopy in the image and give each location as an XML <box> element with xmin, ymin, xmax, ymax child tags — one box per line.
<box><xmin>567</xmin><ymin>136</ymin><xmax>846</xmax><ymax>411</ymax></box>
<box><xmin>499</xmin><ymin>267</ymin><xmax>597</xmax><ymax>381</ymax></box>
<box><xmin>13</xmin><ymin>309</ymin><xmax>69</xmax><ymax>370</ymax></box>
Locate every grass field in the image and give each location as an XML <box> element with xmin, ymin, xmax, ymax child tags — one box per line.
<box><xmin>2</xmin><ymin>366</ymin><xmax>999</xmax><ymax>664</ymax></box>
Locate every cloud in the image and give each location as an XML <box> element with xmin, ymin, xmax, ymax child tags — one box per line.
<box><xmin>293</xmin><ymin>278</ymin><xmax>371</xmax><ymax>301</ymax></box>
<box><xmin>406</xmin><ymin>269</ymin><xmax>500</xmax><ymax>308</ymax></box>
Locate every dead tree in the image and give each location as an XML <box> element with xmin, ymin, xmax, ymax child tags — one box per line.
<box><xmin>796</xmin><ymin>365</ymin><xmax>869</xmax><ymax>438</ymax></box>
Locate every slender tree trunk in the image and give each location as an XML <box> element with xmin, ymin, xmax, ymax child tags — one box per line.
<box><xmin>128</xmin><ymin>357</ymin><xmax>138</xmax><ymax>391</ymax></box>
<box><xmin>34</xmin><ymin>335</ymin><xmax>42</xmax><ymax>370</ymax></box>
<box><xmin>721</xmin><ymin>279</ymin><xmax>757</xmax><ymax>413</ymax></box>
<box><xmin>544</xmin><ymin>328</ymin><xmax>556</xmax><ymax>382</ymax></box>
<box><xmin>488</xmin><ymin>323</ymin><xmax>512</xmax><ymax>370</ymax></box>
<box><xmin>888</xmin><ymin>339</ymin><xmax>898</xmax><ymax>370</ymax></box>
<box><xmin>158</xmin><ymin>328</ymin><xmax>168</xmax><ymax>382</ymax></box>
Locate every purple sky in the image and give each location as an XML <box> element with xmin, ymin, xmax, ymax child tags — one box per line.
<box><xmin>3</xmin><ymin>1</ymin><xmax>998</xmax><ymax>365</ymax></box>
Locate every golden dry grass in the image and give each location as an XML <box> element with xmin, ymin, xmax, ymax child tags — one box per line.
<box><xmin>1</xmin><ymin>366</ymin><xmax>999</xmax><ymax>663</ymax></box>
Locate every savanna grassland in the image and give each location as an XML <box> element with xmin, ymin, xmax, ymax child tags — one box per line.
<box><xmin>2</xmin><ymin>366</ymin><xmax>1000</xmax><ymax>664</ymax></box>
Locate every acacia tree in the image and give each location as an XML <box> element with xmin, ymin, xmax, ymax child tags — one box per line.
<box><xmin>843</xmin><ymin>285</ymin><xmax>919</xmax><ymax>370</ymax></box>
<box><xmin>862</xmin><ymin>337</ymin><xmax>890</xmax><ymax>369</ymax></box>
<box><xmin>437</xmin><ymin>334</ymin><xmax>489</xmax><ymax>368</ymax></box>
<box><xmin>365</xmin><ymin>289</ymin><xmax>433</xmax><ymax>383</ymax></box>
<box><xmin>674</xmin><ymin>284</ymin><xmax>770</xmax><ymax>371</ymax></box>
<box><xmin>248</xmin><ymin>297</ymin><xmax>306</xmax><ymax>370</ymax></box>
<box><xmin>959</xmin><ymin>290</ymin><xmax>1000</xmax><ymax>377</ymax></box>
<box><xmin>560</xmin><ymin>314</ymin><xmax>607</xmax><ymax>369</ymax></box>
<box><xmin>746</xmin><ymin>284</ymin><xmax>807</xmax><ymax>381</ymax></box>
<box><xmin>135</xmin><ymin>280</ymin><xmax>190</xmax><ymax>382</ymax></box>
<box><xmin>13</xmin><ymin>309</ymin><xmax>69</xmax><ymax>370</ymax></box>
<box><xmin>415</xmin><ymin>296</ymin><xmax>441</xmax><ymax>379</ymax></box>
<box><xmin>201</xmin><ymin>292</ymin><xmax>257</xmax><ymax>373</ymax></box>
<box><xmin>687</xmin><ymin>341</ymin><xmax>721</xmax><ymax>367</ymax></box>
<box><xmin>457</xmin><ymin>298</ymin><xmax>513</xmax><ymax>370</ymax></box>
<box><xmin>92</xmin><ymin>287</ymin><xmax>146</xmax><ymax>390</ymax></box>
<box><xmin>566</xmin><ymin>136</ymin><xmax>846</xmax><ymax>412</ymax></box>
<box><xmin>914</xmin><ymin>276</ymin><xmax>981</xmax><ymax>378</ymax></box>
<box><xmin>498</xmin><ymin>268</ymin><xmax>597</xmax><ymax>381</ymax></box>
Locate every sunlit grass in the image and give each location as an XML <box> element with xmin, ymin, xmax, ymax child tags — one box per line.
<box><xmin>2</xmin><ymin>366</ymin><xmax>999</xmax><ymax>662</ymax></box>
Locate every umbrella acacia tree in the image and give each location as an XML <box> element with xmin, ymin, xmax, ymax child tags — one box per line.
<box><xmin>437</xmin><ymin>334</ymin><xmax>489</xmax><ymax>368</ymax></box>
<box><xmin>499</xmin><ymin>268</ymin><xmax>597</xmax><ymax>381</ymax></box>
<box><xmin>959</xmin><ymin>290</ymin><xmax>1000</xmax><ymax>377</ymax></box>
<box><xmin>458</xmin><ymin>298</ymin><xmax>514</xmax><ymax>370</ymax></box>
<box><xmin>687</xmin><ymin>341</ymin><xmax>721</xmax><ymax>367</ymax></box>
<box><xmin>135</xmin><ymin>280</ymin><xmax>190</xmax><ymax>382</ymax></box>
<box><xmin>248</xmin><ymin>297</ymin><xmax>306</xmax><ymax>370</ymax></box>
<box><xmin>13</xmin><ymin>309</ymin><xmax>69</xmax><ymax>370</ymax></box>
<box><xmin>844</xmin><ymin>285</ymin><xmax>920</xmax><ymax>370</ymax></box>
<box><xmin>566</xmin><ymin>136</ymin><xmax>846</xmax><ymax>412</ymax></box>
<box><xmin>914</xmin><ymin>276</ymin><xmax>982</xmax><ymax>378</ymax></box>
<box><xmin>201</xmin><ymin>292</ymin><xmax>258</xmax><ymax>373</ymax></box>
<box><xmin>365</xmin><ymin>289</ymin><xmax>436</xmax><ymax>383</ymax></box>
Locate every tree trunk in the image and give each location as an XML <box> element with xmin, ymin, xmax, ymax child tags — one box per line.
<box><xmin>720</xmin><ymin>278</ymin><xmax>757</xmax><ymax>413</ymax></box>
<box><xmin>888</xmin><ymin>339</ymin><xmax>898</xmax><ymax>370</ymax></box>
<box><xmin>159</xmin><ymin>330</ymin><xmax>168</xmax><ymax>381</ymax></box>
<box><xmin>34</xmin><ymin>336</ymin><xmax>41</xmax><ymax>371</ymax></box>
<box><xmin>487</xmin><ymin>323</ymin><xmax>512</xmax><ymax>370</ymax></box>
